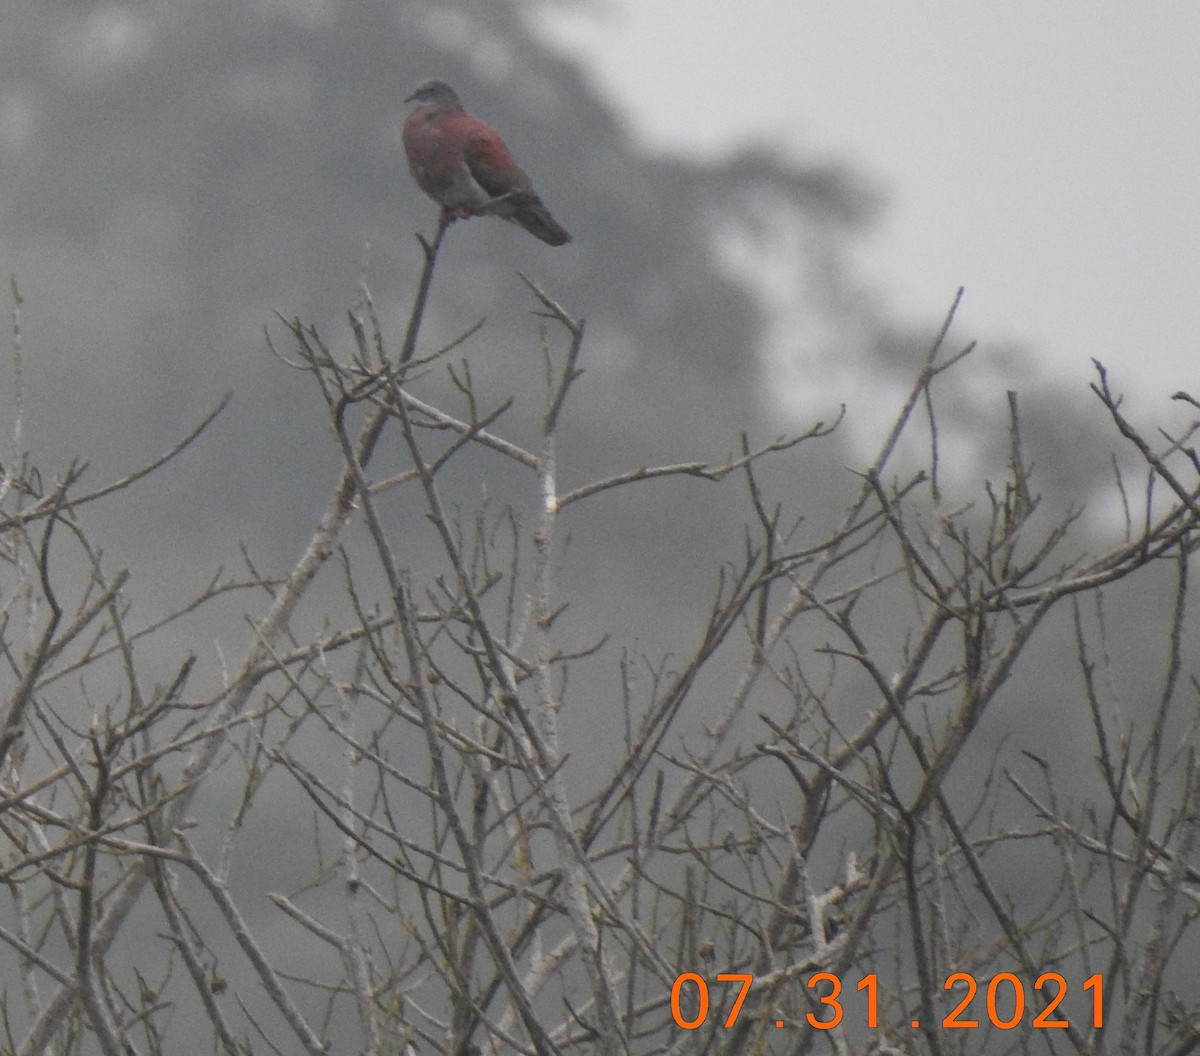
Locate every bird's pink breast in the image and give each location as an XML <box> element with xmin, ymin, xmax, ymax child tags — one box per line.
<box><xmin>403</xmin><ymin>106</ymin><xmax>516</xmax><ymax>212</ymax></box>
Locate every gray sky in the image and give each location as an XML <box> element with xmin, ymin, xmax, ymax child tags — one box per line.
<box><xmin>539</xmin><ymin>1</ymin><xmax>1200</xmax><ymax>405</ymax></box>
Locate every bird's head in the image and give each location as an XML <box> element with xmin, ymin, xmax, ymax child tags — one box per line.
<box><xmin>403</xmin><ymin>79</ymin><xmax>464</xmax><ymax>111</ymax></box>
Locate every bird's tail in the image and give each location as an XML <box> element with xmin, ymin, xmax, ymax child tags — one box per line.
<box><xmin>507</xmin><ymin>192</ymin><xmax>572</xmax><ymax>246</ymax></box>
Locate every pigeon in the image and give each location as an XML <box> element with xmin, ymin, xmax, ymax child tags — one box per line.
<box><xmin>402</xmin><ymin>79</ymin><xmax>571</xmax><ymax>246</ymax></box>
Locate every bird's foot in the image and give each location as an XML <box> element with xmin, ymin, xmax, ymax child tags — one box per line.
<box><xmin>438</xmin><ymin>206</ymin><xmax>474</xmax><ymax>224</ymax></box>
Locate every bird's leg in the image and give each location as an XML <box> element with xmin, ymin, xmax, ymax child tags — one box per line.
<box><xmin>438</xmin><ymin>206</ymin><xmax>474</xmax><ymax>224</ymax></box>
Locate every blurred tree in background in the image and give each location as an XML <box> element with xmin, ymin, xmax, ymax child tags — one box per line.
<box><xmin>1</xmin><ymin>4</ymin><xmax>1198</xmax><ymax>1054</ymax></box>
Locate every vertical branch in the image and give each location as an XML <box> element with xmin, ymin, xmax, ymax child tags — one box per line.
<box><xmin>3</xmin><ymin>275</ymin><xmax>25</xmax><ymax>504</ymax></box>
<box><xmin>399</xmin><ymin>215</ymin><xmax>451</xmax><ymax>365</ymax></box>
<box><xmin>520</xmin><ymin>286</ymin><xmax>630</xmax><ymax>1055</ymax></box>
<box><xmin>336</xmin><ymin>654</ymin><xmax>383</xmax><ymax>1055</ymax></box>
<box><xmin>74</xmin><ymin>733</ymin><xmax>129</xmax><ymax>1056</ymax></box>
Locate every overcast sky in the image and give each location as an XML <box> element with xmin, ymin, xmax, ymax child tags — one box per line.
<box><xmin>539</xmin><ymin>1</ymin><xmax>1200</xmax><ymax>405</ymax></box>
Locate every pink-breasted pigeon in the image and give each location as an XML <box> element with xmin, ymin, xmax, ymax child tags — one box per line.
<box><xmin>402</xmin><ymin>79</ymin><xmax>571</xmax><ymax>246</ymax></box>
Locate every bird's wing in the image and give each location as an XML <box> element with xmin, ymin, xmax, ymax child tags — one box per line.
<box><xmin>461</xmin><ymin>121</ymin><xmax>532</xmax><ymax>200</ymax></box>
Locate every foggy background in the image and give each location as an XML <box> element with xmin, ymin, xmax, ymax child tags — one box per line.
<box><xmin>1</xmin><ymin>0</ymin><xmax>1192</xmax><ymax>796</ymax></box>
<box><xmin>0</xmin><ymin>3</ymin><xmax>1195</xmax><ymax>1035</ymax></box>
<box><xmin>540</xmin><ymin>1</ymin><xmax>1200</xmax><ymax>398</ymax></box>
<box><xmin>1</xmin><ymin>0</ymin><xmax>1191</xmax><ymax>810</ymax></box>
